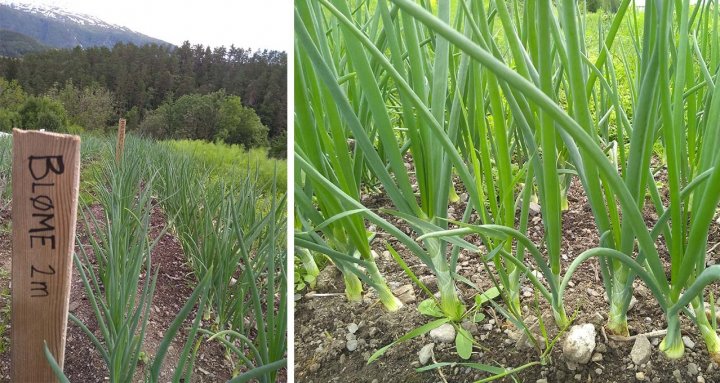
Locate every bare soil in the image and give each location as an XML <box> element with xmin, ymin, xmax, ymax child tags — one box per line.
<box><xmin>295</xmin><ymin>176</ymin><xmax>720</xmax><ymax>383</ymax></box>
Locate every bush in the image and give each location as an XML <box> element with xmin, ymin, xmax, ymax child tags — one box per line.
<box><xmin>140</xmin><ymin>92</ymin><xmax>270</xmax><ymax>148</ymax></box>
<box><xmin>0</xmin><ymin>109</ymin><xmax>20</xmax><ymax>132</ymax></box>
<box><xmin>46</xmin><ymin>81</ymin><xmax>116</xmax><ymax>132</ymax></box>
<box><xmin>269</xmin><ymin>131</ymin><xmax>286</xmax><ymax>158</ymax></box>
<box><xmin>171</xmin><ymin>93</ymin><xmax>218</xmax><ymax>140</ymax></box>
<box><xmin>218</xmin><ymin>95</ymin><xmax>269</xmax><ymax>148</ymax></box>
<box><xmin>0</xmin><ymin>77</ymin><xmax>26</xmax><ymax>110</ymax></box>
<box><xmin>18</xmin><ymin>96</ymin><xmax>68</xmax><ymax>132</ymax></box>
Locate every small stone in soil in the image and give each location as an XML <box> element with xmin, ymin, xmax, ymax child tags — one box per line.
<box><xmin>429</xmin><ymin>323</ymin><xmax>456</xmax><ymax>344</ymax></box>
<box><xmin>688</xmin><ymin>362</ymin><xmax>699</xmax><ymax>376</ymax></box>
<box><xmin>595</xmin><ymin>368</ymin><xmax>603</xmax><ymax>375</ymax></box>
<box><xmin>536</xmin><ymin>379</ymin><xmax>548</xmax><ymax>383</ymax></box>
<box><xmin>418</xmin><ymin>343</ymin><xmax>434</xmax><ymax>365</ymax></box>
<box><xmin>530</xmin><ymin>270</ymin><xmax>544</xmax><ymax>280</ymax></box>
<box><xmin>698</xmin><ymin>376</ymin><xmax>706</xmax><ymax>383</ymax></box>
<box><xmin>347</xmin><ymin>323</ymin><xmax>358</xmax><ymax>334</ymax></box>
<box><xmin>591</xmin><ymin>352</ymin><xmax>603</xmax><ymax>362</ymax></box>
<box><xmin>628</xmin><ymin>295</ymin><xmax>638</xmax><ymax>311</ymax></box>
<box><xmin>346</xmin><ymin>339</ymin><xmax>358</xmax><ymax>352</ymax></box>
<box><xmin>562</xmin><ymin>323</ymin><xmax>596</xmax><ymax>364</ymax></box>
<box><xmin>461</xmin><ymin>320</ymin><xmax>478</xmax><ymax>334</ymax></box>
<box><xmin>393</xmin><ymin>284</ymin><xmax>416</xmax><ymax>304</ymax></box>
<box><xmin>636</xmin><ymin>371</ymin><xmax>646</xmax><ymax>381</ymax></box>
<box><xmin>673</xmin><ymin>369</ymin><xmax>682</xmax><ymax>382</ymax></box>
<box><xmin>683</xmin><ymin>336</ymin><xmax>696</xmax><ymax>349</ymax></box>
<box><xmin>631</xmin><ymin>334</ymin><xmax>652</xmax><ymax>365</ymax></box>
<box><xmin>68</xmin><ymin>301</ymin><xmax>81</xmax><ymax>312</ymax></box>
<box><xmin>529</xmin><ymin>202</ymin><xmax>541</xmax><ymax>215</ymax></box>
<box><xmin>590</xmin><ymin>312</ymin><xmax>605</xmax><ymax>326</ymax></box>
<box><xmin>419</xmin><ymin>275</ymin><xmax>437</xmax><ymax>290</ymax></box>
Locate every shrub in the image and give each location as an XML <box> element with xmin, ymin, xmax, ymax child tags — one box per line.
<box><xmin>18</xmin><ymin>96</ymin><xmax>68</xmax><ymax>132</ymax></box>
<box><xmin>0</xmin><ymin>109</ymin><xmax>19</xmax><ymax>132</ymax></box>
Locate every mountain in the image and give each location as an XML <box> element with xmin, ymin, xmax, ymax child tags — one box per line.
<box><xmin>0</xmin><ymin>2</ymin><xmax>171</xmax><ymax>52</ymax></box>
<box><xmin>0</xmin><ymin>29</ymin><xmax>47</xmax><ymax>56</ymax></box>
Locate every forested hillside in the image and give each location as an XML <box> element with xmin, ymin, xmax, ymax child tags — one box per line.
<box><xmin>0</xmin><ymin>29</ymin><xmax>48</xmax><ymax>57</ymax></box>
<box><xmin>0</xmin><ymin>42</ymin><xmax>287</xmax><ymax>156</ymax></box>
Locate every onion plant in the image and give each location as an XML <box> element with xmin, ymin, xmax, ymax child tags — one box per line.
<box><xmin>295</xmin><ymin>0</ymin><xmax>530</xmax><ymax>322</ymax></box>
<box><xmin>154</xmin><ymin>144</ymin><xmax>287</xmax><ymax>378</ymax></box>
<box><xmin>297</xmin><ymin>0</ymin><xmax>720</xmax><ymax>367</ymax></box>
<box><xmin>199</xmin><ymin>184</ymin><xmax>287</xmax><ymax>383</ymax></box>
<box><xmin>389</xmin><ymin>0</ymin><xmax>720</xmax><ymax>363</ymax></box>
<box><xmin>45</xmin><ymin>146</ymin><xmax>211</xmax><ymax>383</ymax></box>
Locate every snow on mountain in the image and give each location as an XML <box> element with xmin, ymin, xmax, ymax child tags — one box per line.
<box><xmin>0</xmin><ymin>1</ymin><xmax>129</xmax><ymax>30</ymax></box>
<box><xmin>0</xmin><ymin>1</ymin><xmax>170</xmax><ymax>51</ymax></box>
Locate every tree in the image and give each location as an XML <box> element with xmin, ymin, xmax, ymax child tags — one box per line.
<box><xmin>218</xmin><ymin>95</ymin><xmax>268</xmax><ymax>148</ymax></box>
<box><xmin>0</xmin><ymin>76</ymin><xmax>27</xmax><ymax>110</ymax></box>
<box><xmin>170</xmin><ymin>93</ymin><xmax>218</xmax><ymax>140</ymax></box>
<box><xmin>139</xmin><ymin>105</ymin><xmax>171</xmax><ymax>138</ymax></box>
<box><xmin>0</xmin><ymin>42</ymin><xmax>287</xmax><ymax>139</ymax></box>
<box><xmin>18</xmin><ymin>96</ymin><xmax>68</xmax><ymax>132</ymax></box>
<box><xmin>0</xmin><ymin>109</ymin><xmax>20</xmax><ymax>132</ymax></box>
<box><xmin>46</xmin><ymin>81</ymin><xmax>116</xmax><ymax>131</ymax></box>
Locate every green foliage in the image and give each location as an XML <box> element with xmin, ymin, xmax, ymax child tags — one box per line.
<box><xmin>18</xmin><ymin>95</ymin><xmax>68</xmax><ymax>131</ymax></box>
<box><xmin>218</xmin><ymin>95</ymin><xmax>269</xmax><ymax>148</ymax></box>
<box><xmin>585</xmin><ymin>0</ymin><xmax>621</xmax><ymax>13</ymax></box>
<box><xmin>0</xmin><ymin>42</ymin><xmax>286</xmax><ymax>139</ymax></box>
<box><xmin>0</xmin><ymin>77</ymin><xmax>26</xmax><ymax>110</ymax></box>
<box><xmin>46</xmin><ymin>81</ymin><xmax>116</xmax><ymax>131</ymax></box>
<box><xmin>168</xmin><ymin>139</ymin><xmax>286</xmax><ymax>191</ymax></box>
<box><xmin>171</xmin><ymin>93</ymin><xmax>220</xmax><ymax>139</ymax></box>
<box><xmin>0</xmin><ymin>109</ymin><xmax>19</xmax><ymax>132</ymax></box>
<box><xmin>140</xmin><ymin>91</ymin><xmax>270</xmax><ymax>148</ymax></box>
<box><xmin>148</xmin><ymin>136</ymin><xmax>287</xmax><ymax>382</ymax></box>
<box><xmin>269</xmin><ymin>131</ymin><xmax>287</xmax><ymax>158</ymax></box>
<box><xmin>0</xmin><ymin>136</ymin><xmax>10</xmax><ymax>208</ymax></box>
<box><xmin>0</xmin><ymin>29</ymin><xmax>48</xmax><ymax>57</ymax></box>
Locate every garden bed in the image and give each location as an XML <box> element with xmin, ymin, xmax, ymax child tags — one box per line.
<box><xmin>295</xmin><ymin>178</ymin><xmax>720</xmax><ymax>383</ymax></box>
<box><xmin>0</xmin><ymin>203</ymin><xmax>233</xmax><ymax>382</ymax></box>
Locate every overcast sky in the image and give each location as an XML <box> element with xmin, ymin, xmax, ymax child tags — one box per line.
<box><xmin>3</xmin><ymin>0</ymin><xmax>292</xmax><ymax>51</ymax></box>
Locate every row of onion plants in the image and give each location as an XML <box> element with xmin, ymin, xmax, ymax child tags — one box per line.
<box><xmin>295</xmin><ymin>0</ymin><xmax>720</xmax><ymax>368</ymax></box>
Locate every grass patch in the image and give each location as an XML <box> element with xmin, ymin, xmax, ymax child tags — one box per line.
<box><xmin>168</xmin><ymin>139</ymin><xmax>287</xmax><ymax>191</ymax></box>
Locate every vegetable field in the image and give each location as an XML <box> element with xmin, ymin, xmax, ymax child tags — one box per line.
<box><xmin>294</xmin><ymin>0</ymin><xmax>720</xmax><ymax>381</ymax></box>
<box><xmin>0</xmin><ymin>134</ymin><xmax>287</xmax><ymax>382</ymax></box>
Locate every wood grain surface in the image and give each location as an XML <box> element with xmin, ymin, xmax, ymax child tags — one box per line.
<box><xmin>11</xmin><ymin>129</ymin><xmax>80</xmax><ymax>382</ymax></box>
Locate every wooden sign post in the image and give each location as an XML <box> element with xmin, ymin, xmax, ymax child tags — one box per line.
<box><xmin>11</xmin><ymin>129</ymin><xmax>81</xmax><ymax>382</ymax></box>
<box><xmin>116</xmin><ymin>118</ymin><xmax>126</xmax><ymax>166</ymax></box>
